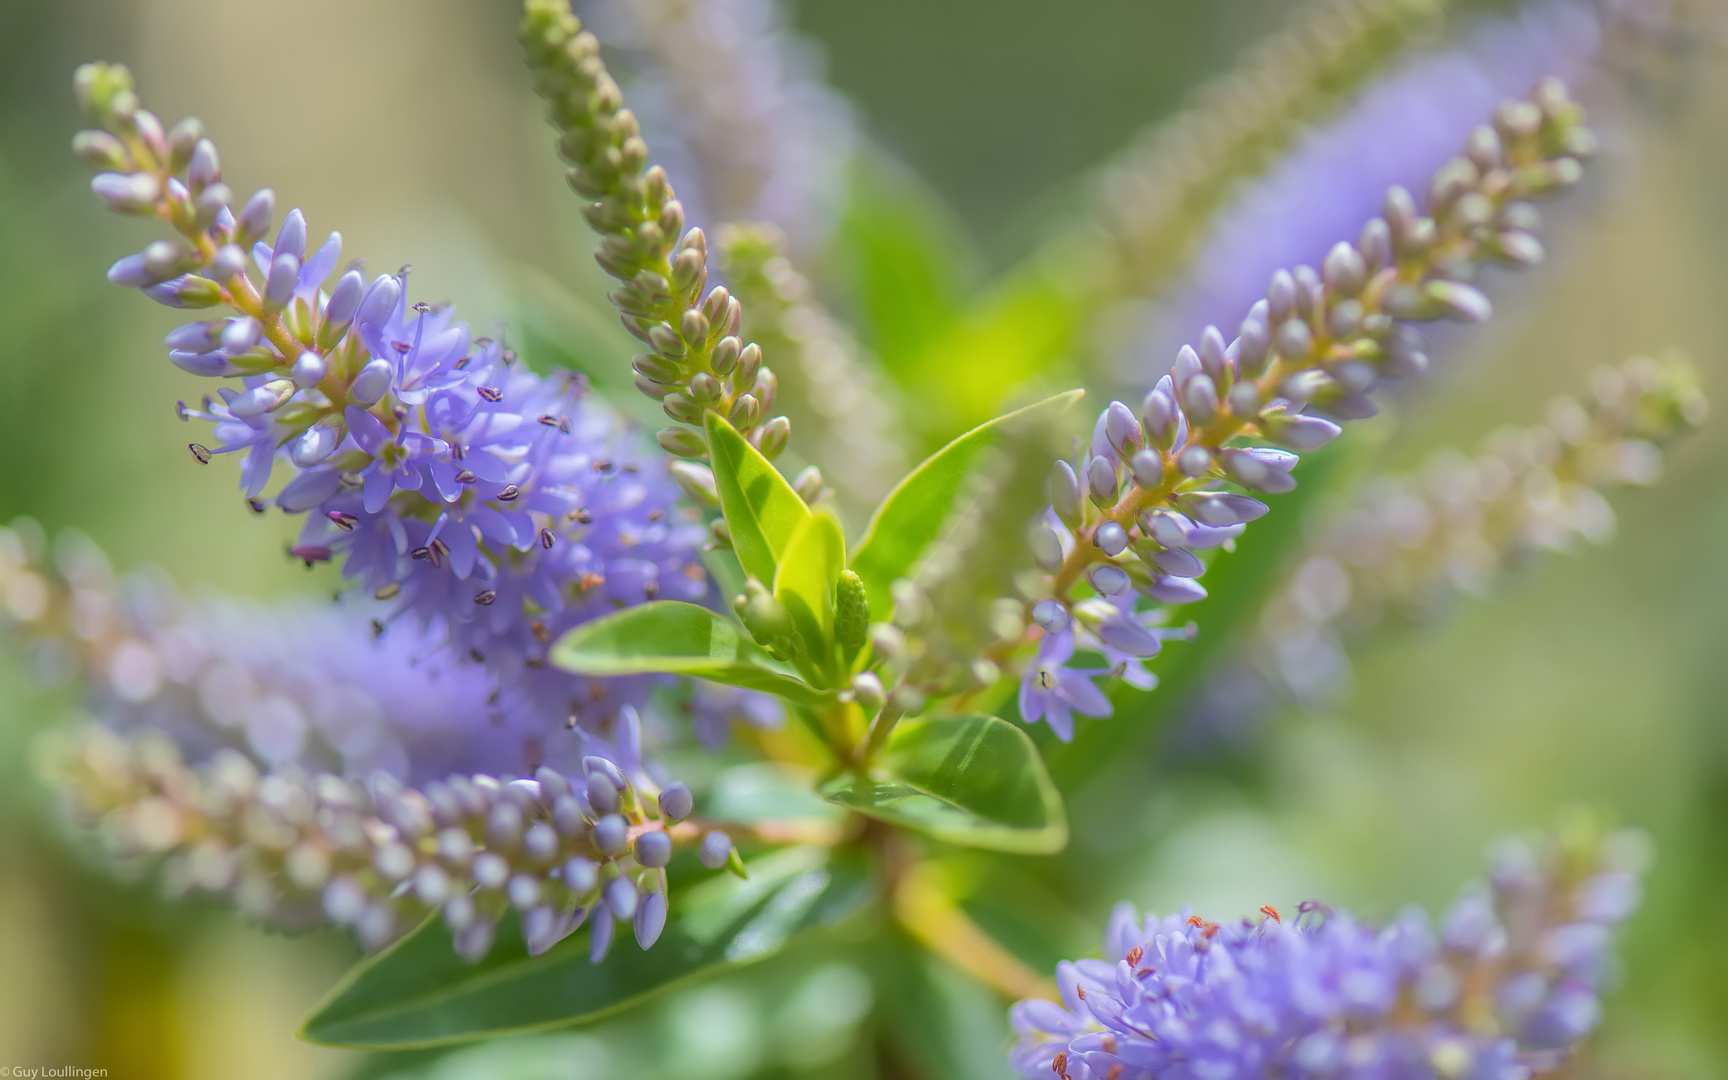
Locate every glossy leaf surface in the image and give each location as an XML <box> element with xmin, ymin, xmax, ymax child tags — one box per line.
<box><xmin>301</xmin><ymin>846</ymin><xmax>876</xmax><ymax>1049</ymax></box>
<box><xmin>849</xmin><ymin>390</ymin><xmax>1082</xmax><ymax>617</ymax></box>
<box><xmin>550</xmin><ymin>601</ymin><xmax>832</xmax><ymax>706</ymax></box>
<box><xmin>773</xmin><ymin>509</ymin><xmax>846</xmax><ymax>685</ymax></box>
<box><xmin>706</xmin><ymin>411</ymin><xmax>810</xmax><ymax>585</ymax></box>
<box><xmin>822</xmin><ymin>714</ymin><xmax>1066</xmax><ymax>853</ymax></box>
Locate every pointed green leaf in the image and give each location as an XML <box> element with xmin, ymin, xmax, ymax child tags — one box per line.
<box><xmin>820</xmin><ymin>714</ymin><xmax>1067</xmax><ymax>854</ymax></box>
<box><xmin>550</xmin><ymin>601</ymin><xmax>833</xmax><ymax>707</ymax></box>
<box><xmin>705</xmin><ymin>411</ymin><xmax>811</xmax><ymax>585</ymax></box>
<box><xmin>300</xmin><ymin>846</ymin><xmax>877</xmax><ymax>1049</ymax></box>
<box><xmin>849</xmin><ymin>390</ymin><xmax>1084</xmax><ymax>617</ymax></box>
<box><xmin>772</xmin><ymin>509</ymin><xmax>846</xmax><ymax>686</ymax></box>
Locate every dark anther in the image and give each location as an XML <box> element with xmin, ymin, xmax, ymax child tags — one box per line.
<box><xmin>572</xmin><ymin>508</ymin><xmax>593</xmax><ymax>524</ymax></box>
<box><xmin>497</xmin><ymin>485</ymin><xmax>520</xmax><ymax>502</ymax></box>
<box><xmin>411</xmin><ymin>546</ymin><xmax>431</xmax><ymax>561</ymax></box>
<box><xmin>478</xmin><ymin>386</ymin><xmax>503</xmax><ymax>402</ymax></box>
<box><xmin>538</xmin><ymin>414</ymin><xmax>559</xmax><ymax>427</ymax></box>
<box><xmin>471</xmin><ymin>648</ymin><xmax>486</xmax><ymax>664</ymax></box>
<box><xmin>188</xmin><ymin>443</ymin><xmax>212</xmax><ymax>465</ymax></box>
<box><xmin>454</xmin><ymin>355</ymin><xmax>470</xmax><ymax>370</ymax></box>
<box><xmin>429</xmin><ymin>537</ymin><xmax>448</xmax><ymax>568</ymax></box>
<box><xmin>455</xmin><ymin>470</ymin><xmax>476</xmax><ymax>484</ymax></box>
<box><xmin>592</xmin><ymin>459</ymin><xmax>613</xmax><ymax>473</ymax></box>
<box><xmin>620</xmin><ymin>463</ymin><xmax>639</xmax><ymax>474</ymax></box>
<box><xmin>539</xmin><ymin>528</ymin><xmax>555</xmax><ymax>549</ymax></box>
<box><xmin>474</xmin><ymin>589</ymin><xmax>497</xmax><ymax>606</ymax></box>
<box><xmin>557</xmin><ymin>416</ymin><xmax>571</xmax><ymax>434</ymax></box>
<box><xmin>175</xmin><ymin>400</ymin><xmax>189</xmax><ymax>422</ymax></box>
<box><xmin>326</xmin><ymin>510</ymin><xmax>358</xmax><ymax>532</ymax></box>
<box><xmin>525</xmin><ymin>657</ymin><xmax>545</xmax><ymax>669</ymax></box>
<box><xmin>413</xmin><ymin>301</ymin><xmax>431</xmax><ymax>313</ymax></box>
<box><xmin>371</xmin><ymin>618</ymin><xmax>385</xmax><ymax>637</ymax></box>
<box><xmin>643</xmin><ymin>580</ymin><xmax>659</xmax><ymax>599</ymax></box>
<box><xmin>392</xmin><ymin>340</ymin><xmax>411</xmax><ymax>354</ymax></box>
<box><xmin>247</xmin><ymin>498</ymin><xmax>266</xmax><ymax>514</ymax></box>
<box><xmin>531</xmin><ymin>621</ymin><xmax>550</xmax><ymax>643</ymax></box>
<box><xmin>647</xmin><ymin>509</ymin><xmax>663</xmax><ymax>522</ymax></box>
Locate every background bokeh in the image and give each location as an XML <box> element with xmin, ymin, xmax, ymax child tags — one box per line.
<box><xmin>2</xmin><ymin>0</ymin><xmax>1726</xmax><ymax>1077</ymax></box>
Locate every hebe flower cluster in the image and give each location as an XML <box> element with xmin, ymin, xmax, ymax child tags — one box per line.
<box><xmin>1011</xmin><ymin>828</ymin><xmax>1649</xmax><ymax>1079</ymax></box>
<box><xmin>72</xmin><ymin>63</ymin><xmax>707</xmax><ymax>739</ymax></box>
<box><xmin>1020</xmin><ymin>79</ymin><xmax>1596</xmax><ymax>739</ymax></box>
<box><xmin>49</xmin><ymin>723</ymin><xmax>736</xmax><ymax>961</ymax></box>
<box><xmin>1259</xmin><ymin>354</ymin><xmax>1707</xmax><ymax>704</ymax></box>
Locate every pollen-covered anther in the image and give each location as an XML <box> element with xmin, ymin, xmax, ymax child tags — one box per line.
<box><xmin>1125</xmin><ymin>945</ymin><xmax>1144</xmax><ymax>966</ymax></box>
<box><xmin>478</xmin><ymin>386</ymin><xmax>502</xmax><ymax>403</ymax></box>
<box><xmin>1260</xmin><ymin>904</ymin><xmax>1281</xmax><ymax>923</ymax></box>
<box><xmin>188</xmin><ymin>443</ymin><xmax>211</xmax><ymax>464</ymax></box>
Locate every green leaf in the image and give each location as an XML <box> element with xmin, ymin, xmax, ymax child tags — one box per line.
<box><xmin>300</xmin><ymin>846</ymin><xmax>877</xmax><ymax>1049</ymax></box>
<box><xmin>705</xmin><ymin>411</ymin><xmax>810</xmax><ymax>585</ymax></box>
<box><xmin>549</xmin><ymin>601</ymin><xmax>833</xmax><ymax>707</ymax></box>
<box><xmin>821</xmin><ymin>714</ymin><xmax>1067</xmax><ymax>854</ymax></box>
<box><xmin>849</xmin><ymin>390</ymin><xmax>1084</xmax><ymax>618</ymax></box>
<box><xmin>773</xmin><ymin>509</ymin><xmax>846</xmax><ymax>686</ymax></box>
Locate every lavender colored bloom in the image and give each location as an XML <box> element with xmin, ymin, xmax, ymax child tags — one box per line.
<box><xmin>1016</xmin><ymin>74</ymin><xmax>1597</xmax><ymax>739</ymax></box>
<box><xmin>1012</xmin><ymin>829</ymin><xmax>1649</xmax><ymax>1079</ymax></box>
<box><xmin>71</xmin><ymin>72</ymin><xmax>710</xmax><ymax>747</ymax></box>
<box><xmin>1017</xmin><ymin>628</ymin><xmax>1111</xmax><ymax>741</ymax></box>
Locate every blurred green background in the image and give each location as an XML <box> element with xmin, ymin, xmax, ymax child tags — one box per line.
<box><xmin>2</xmin><ymin>0</ymin><xmax>1726</xmax><ymax>1077</ymax></box>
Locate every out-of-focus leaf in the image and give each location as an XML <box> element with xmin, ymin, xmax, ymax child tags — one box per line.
<box><xmin>849</xmin><ymin>389</ymin><xmax>1083</xmax><ymax>618</ymax></box>
<box><xmin>706</xmin><ymin>411</ymin><xmax>810</xmax><ymax>585</ymax></box>
<box><xmin>908</xmin><ymin>274</ymin><xmax>1084</xmax><ymax>447</ymax></box>
<box><xmin>704</xmin><ymin>763</ymin><xmax>848</xmax><ymax>829</ymax></box>
<box><xmin>871</xmin><ymin>936</ymin><xmax>1019</xmax><ymax>1080</ymax></box>
<box><xmin>550</xmin><ymin>601</ymin><xmax>832</xmax><ymax>707</ymax></box>
<box><xmin>822</xmin><ymin>714</ymin><xmax>1066</xmax><ymax>853</ymax></box>
<box><xmin>773</xmin><ymin>509</ymin><xmax>847</xmax><ymax>687</ymax></box>
<box><xmin>300</xmin><ymin>846</ymin><xmax>877</xmax><ymax>1049</ymax></box>
<box><xmin>834</xmin><ymin>153</ymin><xmax>981</xmax><ymax>387</ymax></box>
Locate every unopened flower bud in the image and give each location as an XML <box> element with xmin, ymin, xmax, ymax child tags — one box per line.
<box><xmin>1086</xmin><ymin>458</ymin><xmax>1118</xmax><ymax>507</ymax></box>
<box><xmin>291</xmin><ymin>418</ymin><xmax>343</xmax><ymax>467</ymax></box>
<box><xmin>698</xmin><ymin>831</ymin><xmax>732</xmax><ymax>870</ymax></box>
<box><xmin>236</xmin><ymin>188</ymin><xmax>275</xmax><ymax>245</ymax></box>
<box><xmin>350</xmin><ymin>359</ymin><xmax>393</xmax><ymax>406</ymax></box>
<box><xmin>228</xmin><ymin>379</ymin><xmax>295</xmax><ymax>419</ymax></box>
<box><xmin>291</xmin><ymin>352</ymin><xmax>326</xmax><ymax>389</ymax></box>
<box><xmin>1050</xmin><ymin>460</ymin><xmax>1083</xmax><ymax>528</ymax></box>
<box><xmin>1032</xmin><ymin>598</ymin><xmax>1070</xmax><ymax>633</ymax></box>
<box><xmin>658</xmin><ymin>782</ymin><xmax>694</xmax><ymax>823</ymax></box>
<box><xmin>1029</xmin><ymin>524</ymin><xmax>1063</xmax><ymax>570</ymax></box>
<box><xmin>635</xmin><ymin>830</ymin><xmax>673</xmax><ymax>868</ymax></box>
<box><xmin>1094</xmin><ymin>521</ymin><xmax>1128</xmax><ymax>557</ymax></box>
